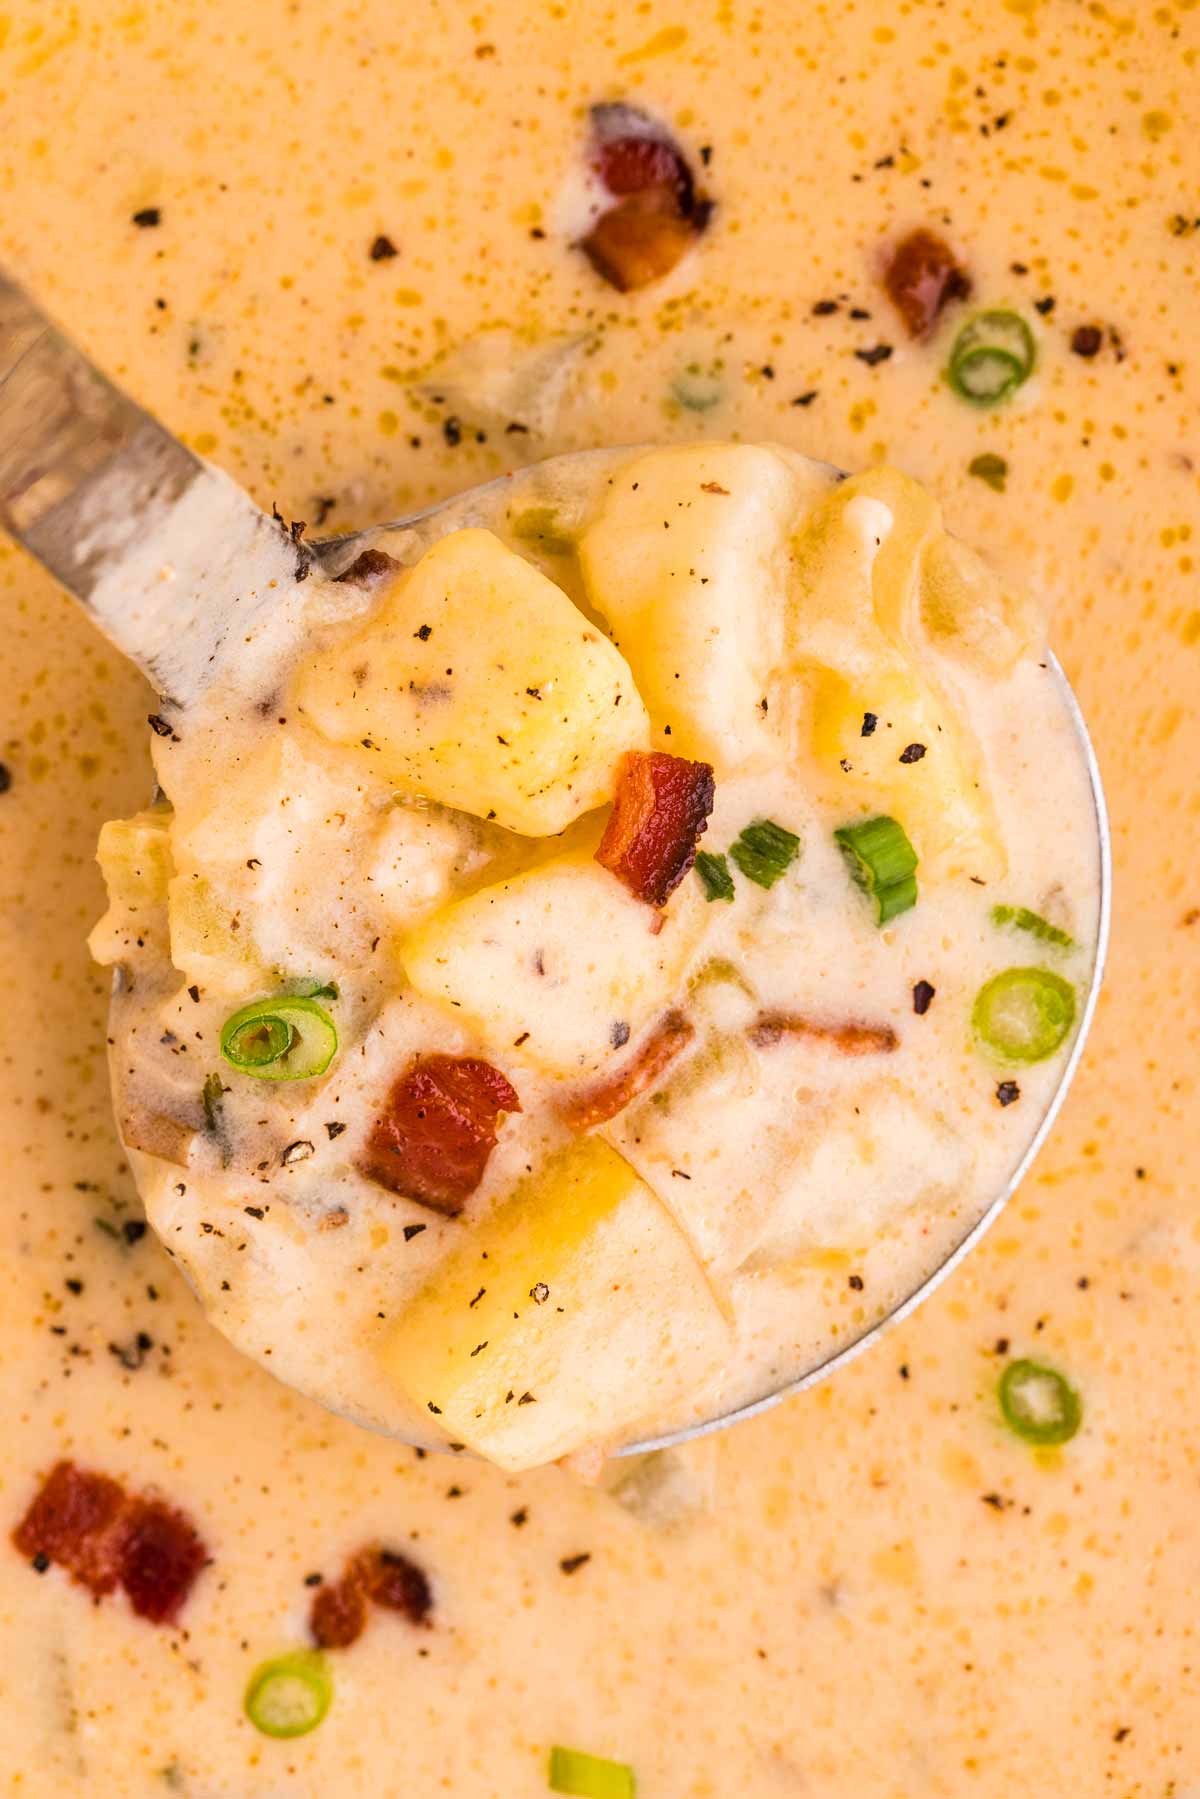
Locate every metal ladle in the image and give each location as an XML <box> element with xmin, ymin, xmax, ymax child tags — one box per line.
<box><xmin>0</xmin><ymin>271</ymin><xmax>1110</xmax><ymax>1456</ymax></box>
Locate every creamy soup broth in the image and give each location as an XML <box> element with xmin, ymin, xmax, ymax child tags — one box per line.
<box><xmin>0</xmin><ymin>1</ymin><xmax>1197</xmax><ymax>1793</ymax></box>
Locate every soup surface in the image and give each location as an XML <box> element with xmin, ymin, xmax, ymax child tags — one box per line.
<box><xmin>0</xmin><ymin>0</ymin><xmax>1197</xmax><ymax>1792</ymax></box>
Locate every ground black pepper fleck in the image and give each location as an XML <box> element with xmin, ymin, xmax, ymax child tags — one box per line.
<box><xmin>132</xmin><ymin>207</ymin><xmax>161</xmax><ymax>227</ymax></box>
<box><xmin>1071</xmin><ymin>325</ymin><xmax>1103</xmax><ymax>358</ymax></box>
<box><xmin>912</xmin><ymin>980</ymin><xmax>936</xmax><ymax>1015</ymax></box>
<box><xmin>326</xmin><ymin>1121</ymin><xmax>347</xmax><ymax>1140</ymax></box>
<box><xmin>122</xmin><ymin>1220</ymin><xmax>147</xmax><ymax>1245</ymax></box>
<box><xmin>0</xmin><ymin>762</ymin><xmax>11</xmax><ymax>794</ymax></box>
<box><xmin>996</xmin><ymin>1080</ymin><xmax>1020</xmax><ymax>1106</ymax></box>
<box><xmin>442</xmin><ymin>416</ymin><xmax>463</xmax><ymax>447</ymax></box>
<box><xmin>559</xmin><ymin>1553</ymin><xmax>591</xmax><ymax>1575</ymax></box>
<box><xmin>791</xmin><ymin>391</ymin><xmax>818</xmax><ymax>407</ymax></box>
<box><xmin>510</xmin><ymin>1508</ymin><xmax>528</xmax><ymax>1527</ymax></box>
<box><xmin>369</xmin><ymin>234</ymin><xmax>398</xmax><ymax>260</ymax></box>
<box><xmin>861</xmin><ymin>712</ymin><xmax>878</xmax><ymax>736</ymax></box>
<box><xmin>855</xmin><ymin>343</ymin><xmax>893</xmax><ymax>366</ymax></box>
<box><xmin>899</xmin><ymin>742</ymin><xmax>926</xmax><ymax>763</ymax></box>
<box><xmin>848</xmin><ymin>1273</ymin><xmax>864</xmax><ymax>1291</ymax></box>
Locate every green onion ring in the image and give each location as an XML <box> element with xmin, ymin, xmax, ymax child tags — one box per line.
<box><xmin>244</xmin><ymin>1650</ymin><xmax>332</xmax><ymax>1738</ymax></box>
<box><xmin>220</xmin><ymin>995</ymin><xmax>338</xmax><ymax>1082</ymax></box>
<box><xmin>998</xmin><ymin>1359</ymin><xmax>1082</xmax><ymax>1446</ymax></box>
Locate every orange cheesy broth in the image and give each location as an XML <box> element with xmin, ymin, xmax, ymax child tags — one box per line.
<box><xmin>0</xmin><ymin>2</ymin><xmax>1197</xmax><ymax>1795</ymax></box>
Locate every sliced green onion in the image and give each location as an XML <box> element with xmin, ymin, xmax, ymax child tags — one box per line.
<box><xmin>998</xmin><ymin>1359</ymin><xmax>1082</xmax><ymax>1446</ymax></box>
<box><xmin>972</xmin><ymin>966</ymin><xmax>1076</xmax><ymax>1063</ymax></box>
<box><xmin>510</xmin><ymin>507</ymin><xmax>575</xmax><ymax>556</ymax></box>
<box><xmin>244</xmin><ymin>1651</ymin><xmax>332</xmax><ymax>1739</ymax></box>
<box><xmin>694</xmin><ymin>850</ymin><xmax>734</xmax><ymax>902</ymax></box>
<box><xmin>549</xmin><ymin>1746</ymin><xmax>636</xmax><ymax>1798</ymax></box>
<box><xmin>834</xmin><ymin>815</ymin><xmax>918</xmax><ymax>925</ymax></box>
<box><xmin>991</xmin><ymin>904</ymin><xmax>1074</xmax><ymax>951</ymax></box>
<box><xmin>220</xmin><ymin>995</ymin><xmax>338</xmax><ymax>1082</ymax></box>
<box><xmin>287</xmin><ymin>976</ymin><xmax>340</xmax><ymax>1001</ymax></box>
<box><xmin>670</xmin><ymin>365</ymin><xmax>723</xmax><ymax>412</ymax></box>
<box><xmin>729</xmin><ymin>819</ymin><xmax>800</xmax><ymax>889</ymax></box>
<box><xmin>948</xmin><ymin>310</ymin><xmax>1035</xmax><ymax>407</ymax></box>
<box><xmin>967</xmin><ymin>452</ymin><xmax>1008</xmax><ymax>492</ymax></box>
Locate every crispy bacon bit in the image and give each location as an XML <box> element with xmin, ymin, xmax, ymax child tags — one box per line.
<box><xmin>596</xmin><ymin>750</ymin><xmax>715</xmax><ymax>908</ymax></box>
<box><xmin>361</xmin><ymin>1547</ymin><xmax>433</xmax><ymax>1625</ymax></box>
<box><xmin>580</xmin><ymin>103</ymin><xmax>712</xmax><ymax>292</ymax></box>
<box><xmin>358</xmin><ymin>1055</ymin><xmax>521</xmax><ymax>1214</ymax></box>
<box><xmin>310</xmin><ymin>1545</ymin><xmax>432</xmax><ymax>1649</ymax></box>
<box><xmin>335</xmin><ymin>547</ymin><xmax>398</xmax><ymax>589</ymax></box>
<box><xmin>882</xmin><ymin>228</ymin><xmax>972</xmax><ymax>339</ymax></box>
<box><xmin>118</xmin><ymin>1499</ymin><xmax>208</xmax><ymax>1624</ymax></box>
<box><xmin>560</xmin><ymin>1010</ymin><xmax>695</xmax><ymax>1132</ymax></box>
<box><xmin>11</xmin><ymin>1460</ymin><xmax>207</xmax><ymax>1623</ymax></box>
<box><xmin>748</xmin><ymin>1012</ymin><xmax>899</xmax><ymax>1056</ymax></box>
<box><xmin>12</xmin><ymin>1461</ymin><xmax>126</xmax><ymax>1597</ymax></box>
<box><xmin>310</xmin><ymin>1571</ymin><xmax>370</xmax><ymax>1649</ymax></box>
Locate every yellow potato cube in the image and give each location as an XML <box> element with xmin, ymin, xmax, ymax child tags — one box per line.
<box><xmin>579</xmin><ymin>444</ymin><xmax>831</xmax><ymax>774</ymax></box>
<box><xmin>381</xmin><ymin>1138</ymin><xmax>732</xmax><ymax>1470</ymax></box>
<box><xmin>786</xmin><ymin>467</ymin><xmax>1005</xmax><ymax>880</ymax></box>
<box><xmin>400</xmin><ymin>849</ymin><xmax>706</xmax><ymax>1077</ymax></box>
<box><xmin>295</xmin><ymin>527</ymin><xmax>649</xmax><ymax>836</ymax></box>
<box><xmin>89</xmin><ymin>809</ymin><xmax>174</xmax><ymax>965</ymax></box>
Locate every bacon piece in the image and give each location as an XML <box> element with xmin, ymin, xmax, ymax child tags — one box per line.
<box><xmin>358</xmin><ymin>1055</ymin><xmax>521</xmax><ymax>1214</ymax></box>
<box><xmin>335</xmin><ymin>547</ymin><xmax>398</xmax><ymax>589</ymax></box>
<box><xmin>580</xmin><ymin>103</ymin><xmax>712</xmax><ymax>292</ymax></box>
<box><xmin>309</xmin><ymin>1545</ymin><xmax>433</xmax><ymax>1649</ymax></box>
<box><xmin>118</xmin><ymin>1499</ymin><xmax>208</xmax><ymax>1624</ymax></box>
<box><xmin>590</xmin><ymin>102</ymin><xmax>698</xmax><ymax>212</ymax></box>
<box><xmin>12</xmin><ymin>1460</ymin><xmax>126</xmax><ymax>1598</ymax></box>
<box><xmin>748</xmin><ymin>1012</ymin><xmax>899</xmax><ymax>1056</ymax></box>
<box><xmin>882</xmin><ymin>228</ymin><xmax>971</xmax><ymax>340</ymax></box>
<box><xmin>11</xmin><ymin>1460</ymin><xmax>207</xmax><ymax>1623</ymax></box>
<box><xmin>596</xmin><ymin>750</ymin><xmax>715</xmax><ymax>907</ymax></box>
<box><xmin>310</xmin><ymin>1571</ymin><xmax>370</xmax><ymax>1649</ymax></box>
<box><xmin>360</xmin><ymin>1547</ymin><xmax>433</xmax><ymax>1626</ymax></box>
<box><xmin>560</xmin><ymin>1010</ymin><xmax>695</xmax><ymax>1132</ymax></box>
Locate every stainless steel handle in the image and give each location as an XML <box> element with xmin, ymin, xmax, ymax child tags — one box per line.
<box><xmin>0</xmin><ymin>271</ymin><xmax>298</xmax><ymax>704</ymax></box>
<box><xmin>0</xmin><ymin>274</ymin><xmax>207</xmax><ymax>602</ymax></box>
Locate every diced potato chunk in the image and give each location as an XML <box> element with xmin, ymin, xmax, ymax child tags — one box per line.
<box><xmin>381</xmin><ymin>1138</ymin><xmax>731</xmax><ymax>1470</ymax></box>
<box><xmin>167</xmin><ymin>872</ymin><xmax>268</xmax><ymax>998</ymax></box>
<box><xmin>400</xmin><ymin>850</ymin><xmax>706</xmax><ymax>1077</ymax></box>
<box><xmin>89</xmin><ymin>809</ymin><xmax>174</xmax><ymax>964</ymax></box>
<box><xmin>579</xmin><ymin>444</ymin><xmax>832</xmax><ymax>774</ymax></box>
<box><xmin>295</xmin><ymin>528</ymin><xmax>649</xmax><ymax>835</ymax></box>
<box><xmin>785</xmin><ymin>467</ymin><xmax>1006</xmax><ymax>879</ymax></box>
<box><xmin>747</xmin><ymin>1079</ymin><xmax>972</xmax><ymax>1261</ymax></box>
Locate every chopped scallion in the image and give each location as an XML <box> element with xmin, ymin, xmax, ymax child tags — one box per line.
<box><xmin>968</xmin><ymin>452</ymin><xmax>1008</xmax><ymax>492</ymax></box>
<box><xmin>670</xmin><ymin>366</ymin><xmax>723</xmax><ymax>412</ymax></box>
<box><xmin>510</xmin><ymin>507</ymin><xmax>576</xmax><ymax>556</ymax></box>
<box><xmin>991</xmin><ymin>904</ymin><xmax>1074</xmax><ymax>951</ymax></box>
<box><xmin>972</xmin><ymin>966</ymin><xmax>1076</xmax><ymax>1063</ymax></box>
<box><xmin>549</xmin><ymin>1746</ymin><xmax>636</xmax><ymax>1798</ymax></box>
<box><xmin>694</xmin><ymin>850</ymin><xmax>734</xmax><ymax>902</ymax></box>
<box><xmin>220</xmin><ymin>995</ymin><xmax>338</xmax><ymax>1082</ymax></box>
<box><xmin>948</xmin><ymin>310</ymin><xmax>1035</xmax><ymax>407</ymax></box>
<box><xmin>998</xmin><ymin>1358</ymin><xmax>1082</xmax><ymax>1445</ymax></box>
<box><xmin>834</xmin><ymin>815</ymin><xmax>918</xmax><ymax>924</ymax></box>
<box><xmin>244</xmin><ymin>1651</ymin><xmax>332</xmax><ymax>1739</ymax></box>
<box><xmin>729</xmin><ymin>819</ymin><xmax>800</xmax><ymax>889</ymax></box>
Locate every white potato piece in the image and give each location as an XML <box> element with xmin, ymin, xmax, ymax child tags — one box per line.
<box><xmin>579</xmin><ymin>444</ymin><xmax>831</xmax><ymax>774</ymax></box>
<box><xmin>400</xmin><ymin>849</ymin><xmax>706</xmax><ymax>1077</ymax></box>
<box><xmin>381</xmin><ymin>1138</ymin><xmax>731</xmax><ymax>1470</ymax></box>
<box><xmin>295</xmin><ymin>527</ymin><xmax>649</xmax><ymax>836</ymax></box>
